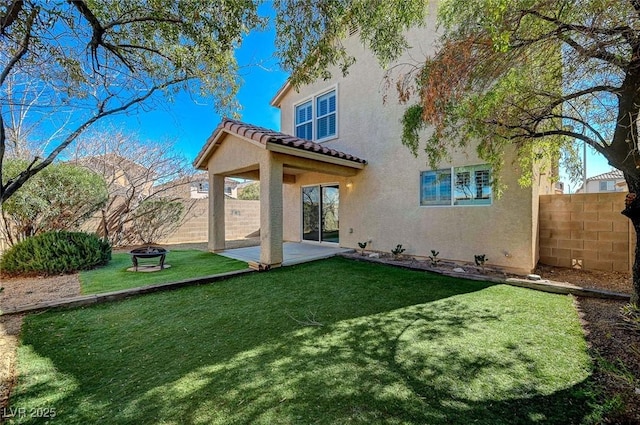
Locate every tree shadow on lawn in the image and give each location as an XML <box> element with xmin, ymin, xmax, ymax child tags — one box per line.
<box><xmin>9</xmin><ymin>258</ymin><xmax>595</xmax><ymax>424</ymax></box>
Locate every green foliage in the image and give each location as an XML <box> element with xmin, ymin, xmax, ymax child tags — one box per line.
<box><xmin>401</xmin><ymin>104</ymin><xmax>426</xmax><ymax>158</ymax></box>
<box><xmin>1</xmin><ymin>0</ymin><xmax>264</xmax><ymax>202</ymax></box>
<box><xmin>0</xmin><ymin>231</ymin><xmax>111</xmax><ymax>277</ymax></box>
<box><xmin>132</xmin><ymin>198</ymin><xmax>184</xmax><ymax>244</ymax></box>
<box><xmin>429</xmin><ymin>249</ymin><xmax>440</xmax><ymax>266</ymax></box>
<box><xmin>2</xmin><ymin>1</ymin><xmax>263</xmax><ymax>118</ymax></box>
<box><xmin>237</xmin><ymin>181</ymin><xmax>260</xmax><ymax>200</ymax></box>
<box><xmin>395</xmin><ymin>0</ymin><xmax>639</xmax><ymax>197</ymax></box>
<box><xmin>274</xmin><ymin>0</ymin><xmax>426</xmax><ymax>87</ymax></box>
<box><xmin>357</xmin><ymin>241</ymin><xmax>367</xmax><ymax>255</ymax></box>
<box><xmin>1</xmin><ymin>160</ymin><xmax>108</xmax><ymax>243</ymax></box>
<box><xmin>391</xmin><ymin>244</ymin><xmax>406</xmax><ymax>257</ymax></box>
<box><xmin>474</xmin><ymin>254</ymin><xmax>488</xmax><ymax>272</ymax></box>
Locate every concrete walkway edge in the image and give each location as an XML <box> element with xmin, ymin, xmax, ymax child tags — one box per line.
<box><xmin>1</xmin><ymin>268</ymin><xmax>254</xmax><ymax>316</ymax></box>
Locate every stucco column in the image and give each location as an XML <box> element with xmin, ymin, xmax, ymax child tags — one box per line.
<box><xmin>208</xmin><ymin>173</ymin><xmax>225</xmax><ymax>252</ymax></box>
<box><xmin>260</xmin><ymin>153</ymin><xmax>284</xmax><ymax>266</ymax></box>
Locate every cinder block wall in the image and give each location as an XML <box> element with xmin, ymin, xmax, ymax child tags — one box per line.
<box><xmin>160</xmin><ymin>199</ymin><xmax>260</xmax><ymax>245</ymax></box>
<box><xmin>224</xmin><ymin>199</ymin><xmax>260</xmax><ymax>240</ymax></box>
<box><xmin>539</xmin><ymin>193</ymin><xmax>633</xmax><ymax>272</ymax></box>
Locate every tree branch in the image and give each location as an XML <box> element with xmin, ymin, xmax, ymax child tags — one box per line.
<box><xmin>0</xmin><ymin>0</ymin><xmax>23</xmax><ymax>35</ymax></box>
<box><xmin>559</xmin><ymin>33</ymin><xmax>626</xmax><ymax>68</ymax></box>
<box><xmin>116</xmin><ymin>43</ymin><xmax>171</xmax><ymax>61</ymax></box>
<box><xmin>0</xmin><ymin>112</ymin><xmax>5</xmax><ymax>187</ymax></box>
<box><xmin>486</xmin><ymin>118</ymin><xmax>607</xmax><ymax>157</ymax></box>
<box><xmin>67</xmin><ymin>0</ymin><xmax>105</xmax><ymax>69</ymax></box>
<box><xmin>0</xmin><ymin>5</ymin><xmax>36</xmax><ymax>87</ymax></box>
<box><xmin>517</xmin><ymin>8</ymin><xmax>629</xmax><ymax>68</ymax></box>
<box><xmin>104</xmin><ymin>15</ymin><xmax>183</xmax><ymax>31</ymax></box>
<box><xmin>523</xmin><ymin>8</ymin><xmax>632</xmax><ymax>38</ymax></box>
<box><xmin>535</xmin><ymin>85</ymin><xmax>621</xmax><ymax>115</ymax></box>
<box><xmin>1</xmin><ymin>77</ymin><xmax>190</xmax><ymax>203</ymax></box>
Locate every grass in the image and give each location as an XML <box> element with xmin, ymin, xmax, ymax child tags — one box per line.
<box><xmin>9</xmin><ymin>257</ymin><xmax>597</xmax><ymax>424</ymax></box>
<box><xmin>79</xmin><ymin>250</ymin><xmax>248</xmax><ymax>294</ymax></box>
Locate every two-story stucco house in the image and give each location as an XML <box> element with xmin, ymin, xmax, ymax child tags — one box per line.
<box><xmin>194</xmin><ymin>18</ymin><xmax>554</xmax><ymax>274</ymax></box>
<box><xmin>576</xmin><ymin>170</ymin><xmax>628</xmax><ymax>194</ymax></box>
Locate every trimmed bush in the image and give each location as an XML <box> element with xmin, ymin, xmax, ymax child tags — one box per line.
<box><xmin>0</xmin><ymin>231</ymin><xmax>111</xmax><ymax>277</ymax></box>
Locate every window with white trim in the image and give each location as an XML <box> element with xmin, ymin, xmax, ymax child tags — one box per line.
<box><xmin>421</xmin><ymin>164</ymin><xmax>492</xmax><ymax>206</ymax></box>
<box><xmin>294</xmin><ymin>89</ymin><xmax>337</xmax><ymax>141</ymax></box>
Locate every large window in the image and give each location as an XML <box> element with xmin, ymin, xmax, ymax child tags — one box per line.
<box><xmin>421</xmin><ymin>164</ymin><xmax>492</xmax><ymax>206</ymax></box>
<box><xmin>295</xmin><ymin>89</ymin><xmax>337</xmax><ymax>141</ymax></box>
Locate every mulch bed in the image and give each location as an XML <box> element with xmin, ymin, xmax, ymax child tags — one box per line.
<box><xmin>577</xmin><ymin>298</ymin><xmax>640</xmax><ymax>423</ymax></box>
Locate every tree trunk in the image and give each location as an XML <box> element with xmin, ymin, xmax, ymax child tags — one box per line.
<box><xmin>622</xmin><ymin>193</ymin><xmax>640</xmax><ymax>304</ymax></box>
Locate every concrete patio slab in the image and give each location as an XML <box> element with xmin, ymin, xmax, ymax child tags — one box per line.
<box><xmin>218</xmin><ymin>242</ymin><xmax>353</xmax><ymax>266</ymax></box>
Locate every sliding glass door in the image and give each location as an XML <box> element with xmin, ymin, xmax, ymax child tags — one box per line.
<box><xmin>302</xmin><ymin>185</ymin><xmax>339</xmax><ymax>243</ymax></box>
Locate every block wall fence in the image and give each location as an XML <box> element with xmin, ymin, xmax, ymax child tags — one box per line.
<box><xmin>159</xmin><ymin>199</ymin><xmax>260</xmax><ymax>245</ymax></box>
<box><xmin>538</xmin><ymin>193</ymin><xmax>634</xmax><ymax>272</ymax></box>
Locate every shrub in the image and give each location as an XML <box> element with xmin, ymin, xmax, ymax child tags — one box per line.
<box><xmin>1</xmin><ymin>159</ymin><xmax>108</xmax><ymax>245</ymax></box>
<box><xmin>0</xmin><ymin>231</ymin><xmax>111</xmax><ymax>277</ymax></box>
<box><xmin>391</xmin><ymin>244</ymin><xmax>406</xmax><ymax>258</ymax></box>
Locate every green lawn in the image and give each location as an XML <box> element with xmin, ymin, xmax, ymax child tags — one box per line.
<box><xmin>10</xmin><ymin>257</ymin><xmax>598</xmax><ymax>424</ymax></box>
<box><xmin>79</xmin><ymin>250</ymin><xmax>248</xmax><ymax>294</ymax></box>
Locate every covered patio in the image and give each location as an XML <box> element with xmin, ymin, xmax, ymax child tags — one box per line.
<box><xmin>193</xmin><ymin>119</ymin><xmax>366</xmax><ymax>268</ymax></box>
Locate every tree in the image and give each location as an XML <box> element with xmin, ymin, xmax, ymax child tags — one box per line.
<box><xmin>237</xmin><ymin>181</ymin><xmax>260</xmax><ymax>200</ymax></box>
<box><xmin>70</xmin><ymin>129</ymin><xmax>196</xmax><ymax>246</ymax></box>
<box><xmin>275</xmin><ymin>0</ymin><xmax>640</xmax><ymax>303</ymax></box>
<box><xmin>0</xmin><ymin>159</ymin><xmax>108</xmax><ymax>244</ymax></box>
<box><xmin>0</xmin><ymin>0</ymin><xmax>262</xmax><ymax>203</ymax></box>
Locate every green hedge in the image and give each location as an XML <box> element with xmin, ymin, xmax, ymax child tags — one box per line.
<box><xmin>0</xmin><ymin>231</ymin><xmax>111</xmax><ymax>277</ymax></box>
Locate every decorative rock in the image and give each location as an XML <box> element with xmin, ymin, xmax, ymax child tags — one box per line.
<box><xmin>369</xmin><ymin>253</ymin><xmax>380</xmax><ymax>258</ymax></box>
<box><xmin>526</xmin><ymin>274</ymin><xmax>542</xmax><ymax>281</ymax></box>
<box><xmin>452</xmin><ymin>267</ymin><xmax>465</xmax><ymax>273</ymax></box>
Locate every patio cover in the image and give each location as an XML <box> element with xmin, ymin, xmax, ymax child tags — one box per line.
<box><xmin>193</xmin><ymin>119</ymin><xmax>367</xmax><ymax>267</ymax></box>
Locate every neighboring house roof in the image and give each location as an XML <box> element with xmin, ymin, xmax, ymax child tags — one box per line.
<box><xmin>74</xmin><ymin>153</ymin><xmax>151</xmax><ymax>177</ymax></box>
<box><xmin>587</xmin><ymin>170</ymin><xmax>624</xmax><ymax>181</ymax></box>
<box><xmin>193</xmin><ymin>118</ymin><xmax>367</xmax><ymax>169</ymax></box>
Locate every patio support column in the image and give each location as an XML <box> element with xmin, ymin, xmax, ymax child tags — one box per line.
<box><xmin>260</xmin><ymin>153</ymin><xmax>283</xmax><ymax>266</ymax></box>
<box><xmin>208</xmin><ymin>173</ymin><xmax>226</xmax><ymax>252</ymax></box>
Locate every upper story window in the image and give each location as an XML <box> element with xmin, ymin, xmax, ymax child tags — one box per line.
<box><xmin>295</xmin><ymin>89</ymin><xmax>337</xmax><ymax>141</ymax></box>
<box><xmin>599</xmin><ymin>180</ymin><xmax>615</xmax><ymax>191</ymax></box>
<box><xmin>421</xmin><ymin>164</ymin><xmax>492</xmax><ymax>206</ymax></box>
<box><xmin>295</xmin><ymin>101</ymin><xmax>313</xmax><ymax>140</ymax></box>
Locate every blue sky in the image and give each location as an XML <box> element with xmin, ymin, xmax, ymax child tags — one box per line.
<box><xmin>109</xmin><ymin>12</ymin><xmax>287</xmax><ymax>163</ymax></box>
<box><xmin>106</xmin><ymin>9</ymin><xmax>612</xmax><ymax>193</ymax></box>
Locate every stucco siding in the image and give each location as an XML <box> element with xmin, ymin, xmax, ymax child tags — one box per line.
<box><xmin>206</xmin><ymin>134</ymin><xmax>265</xmax><ymax>176</ymax></box>
<box><xmin>274</xmin><ymin>13</ymin><xmax>546</xmax><ymax>273</ymax></box>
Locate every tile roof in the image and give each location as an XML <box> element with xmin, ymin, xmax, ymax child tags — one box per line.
<box><xmin>588</xmin><ymin>169</ymin><xmax>624</xmax><ymax>181</ymax></box>
<box><xmin>194</xmin><ymin>118</ymin><xmax>367</xmax><ymax>168</ymax></box>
